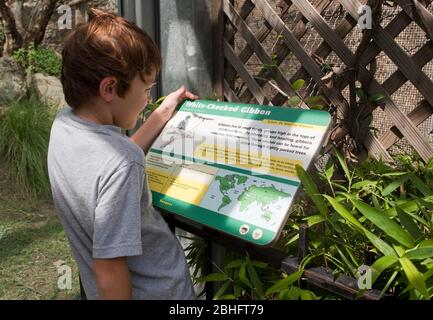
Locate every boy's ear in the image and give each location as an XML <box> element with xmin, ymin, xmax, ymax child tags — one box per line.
<box><xmin>99</xmin><ymin>77</ymin><xmax>117</xmax><ymax>102</ymax></box>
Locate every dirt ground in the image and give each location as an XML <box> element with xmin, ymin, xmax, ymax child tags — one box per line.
<box><xmin>0</xmin><ymin>161</ymin><xmax>80</xmax><ymax>300</ymax></box>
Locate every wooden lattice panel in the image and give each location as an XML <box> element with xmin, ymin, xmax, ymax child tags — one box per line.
<box><xmin>213</xmin><ymin>0</ymin><xmax>433</xmax><ymax>162</ymax></box>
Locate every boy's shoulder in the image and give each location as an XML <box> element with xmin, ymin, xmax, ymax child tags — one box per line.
<box><xmin>52</xmin><ymin>106</ymin><xmax>145</xmax><ymax>169</ymax></box>
<box><xmin>106</xmin><ymin>132</ymin><xmax>145</xmax><ymax>169</ymax></box>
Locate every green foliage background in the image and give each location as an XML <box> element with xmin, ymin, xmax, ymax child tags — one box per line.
<box><xmin>13</xmin><ymin>43</ymin><xmax>61</xmax><ymax>79</ymax></box>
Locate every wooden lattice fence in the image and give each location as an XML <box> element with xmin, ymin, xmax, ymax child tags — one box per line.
<box><xmin>212</xmin><ymin>0</ymin><xmax>433</xmax><ymax>163</ymax></box>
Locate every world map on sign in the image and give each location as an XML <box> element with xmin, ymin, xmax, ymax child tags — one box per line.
<box><xmin>200</xmin><ymin>169</ymin><xmax>294</xmax><ymax>231</ymax></box>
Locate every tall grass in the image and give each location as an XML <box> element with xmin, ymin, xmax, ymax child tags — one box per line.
<box><xmin>0</xmin><ymin>96</ymin><xmax>54</xmax><ymax>197</ymax></box>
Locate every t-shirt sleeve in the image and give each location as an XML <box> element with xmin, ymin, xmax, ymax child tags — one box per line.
<box><xmin>93</xmin><ymin>163</ymin><xmax>143</xmax><ymax>259</ymax></box>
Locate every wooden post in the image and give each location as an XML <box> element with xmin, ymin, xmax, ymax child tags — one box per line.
<box><xmin>212</xmin><ymin>0</ymin><xmax>224</xmax><ymax>99</ymax></box>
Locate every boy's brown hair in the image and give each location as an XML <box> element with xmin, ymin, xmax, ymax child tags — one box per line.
<box><xmin>61</xmin><ymin>9</ymin><xmax>161</xmax><ymax>109</ymax></box>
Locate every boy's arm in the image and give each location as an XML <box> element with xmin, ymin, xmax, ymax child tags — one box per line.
<box><xmin>130</xmin><ymin>86</ymin><xmax>198</xmax><ymax>153</ymax></box>
<box><xmin>93</xmin><ymin>257</ymin><xmax>132</xmax><ymax>300</ymax></box>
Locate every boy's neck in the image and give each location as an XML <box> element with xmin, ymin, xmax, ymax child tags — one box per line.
<box><xmin>74</xmin><ymin>103</ymin><xmax>115</xmax><ymax>126</ymax></box>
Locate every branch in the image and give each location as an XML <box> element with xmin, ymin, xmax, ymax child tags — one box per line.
<box><xmin>0</xmin><ymin>0</ymin><xmax>23</xmax><ymax>55</ymax></box>
<box><xmin>68</xmin><ymin>0</ymin><xmax>90</xmax><ymax>7</ymax></box>
<box><xmin>11</xmin><ymin>0</ymin><xmax>24</xmax><ymax>35</ymax></box>
<box><xmin>24</xmin><ymin>0</ymin><xmax>60</xmax><ymax>47</ymax></box>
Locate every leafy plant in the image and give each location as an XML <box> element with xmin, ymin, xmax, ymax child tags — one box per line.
<box><xmin>285</xmin><ymin>79</ymin><xmax>303</xmax><ymax>107</ymax></box>
<box><xmin>196</xmin><ymin>250</ymin><xmax>317</xmax><ymax>300</ymax></box>
<box><xmin>287</xmin><ymin>79</ymin><xmax>325</xmax><ymax>110</ymax></box>
<box><xmin>183</xmin><ymin>235</ymin><xmax>208</xmax><ymax>298</ymax></box>
<box><xmin>13</xmin><ymin>43</ymin><xmax>61</xmax><ymax>78</ymax></box>
<box><xmin>0</xmin><ymin>96</ymin><xmax>54</xmax><ymax>197</ymax></box>
<box><xmin>295</xmin><ymin>150</ymin><xmax>433</xmax><ymax>299</ymax></box>
<box><xmin>261</xmin><ymin>54</ymin><xmax>279</xmax><ymax>72</ymax></box>
<box><xmin>355</xmin><ymin>87</ymin><xmax>386</xmax><ymax>104</ymax></box>
<box><xmin>142</xmin><ymin>96</ymin><xmax>166</xmax><ymax>119</ymax></box>
<box><xmin>202</xmin><ymin>92</ymin><xmax>224</xmax><ymax>102</ymax></box>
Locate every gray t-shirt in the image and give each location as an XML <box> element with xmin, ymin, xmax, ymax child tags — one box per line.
<box><xmin>47</xmin><ymin>107</ymin><xmax>195</xmax><ymax>300</ymax></box>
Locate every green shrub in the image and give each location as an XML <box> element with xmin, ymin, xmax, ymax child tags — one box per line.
<box><xmin>143</xmin><ymin>96</ymin><xmax>166</xmax><ymax>119</ymax></box>
<box><xmin>0</xmin><ymin>96</ymin><xmax>54</xmax><ymax>197</ymax></box>
<box><xmin>296</xmin><ymin>151</ymin><xmax>433</xmax><ymax>299</ymax></box>
<box><xmin>13</xmin><ymin>43</ymin><xmax>61</xmax><ymax>78</ymax></box>
<box><xmin>196</xmin><ymin>249</ymin><xmax>317</xmax><ymax>300</ymax></box>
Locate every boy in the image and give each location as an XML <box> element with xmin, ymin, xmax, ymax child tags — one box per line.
<box><xmin>47</xmin><ymin>9</ymin><xmax>197</xmax><ymax>300</ymax></box>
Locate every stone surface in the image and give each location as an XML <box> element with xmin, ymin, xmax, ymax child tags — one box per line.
<box><xmin>32</xmin><ymin>73</ymin><xmax>66</xmax><ymax>109</ymax></box>
<box><xmin>0</xmin><ymin>57</ymin><xmax>26</xmax><ymax>107</ymax></box>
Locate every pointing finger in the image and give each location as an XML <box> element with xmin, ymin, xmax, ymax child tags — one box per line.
<box><xmin>184</xmin><ymin>91</ymin><xmax>199</xmax><ymax>100</ymax></box>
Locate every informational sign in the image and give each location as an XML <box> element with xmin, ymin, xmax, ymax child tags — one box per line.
<box><xmin>146</xmin><ymin>100</ymin><xmax>331</xmax><ymax>246</ymax></box>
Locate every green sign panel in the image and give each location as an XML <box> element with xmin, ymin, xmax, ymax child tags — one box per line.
<box><xmin>146</xmin><ymin>100</ymin><xmax>331</xmax><ymax>246</ymax></box>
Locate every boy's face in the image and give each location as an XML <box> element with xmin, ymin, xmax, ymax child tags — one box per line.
<box><xmin>111</xmin><ymin>71</ymin><xmax>156</xmax><ymax>129</ymax></box>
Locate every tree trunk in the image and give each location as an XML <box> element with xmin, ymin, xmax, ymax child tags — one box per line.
<box><xmin>0</xmin><ymin>0</ymin><xmax>23</xmax><ymax>56</ymax></box>
<box><xmin>23</xmin><ymin>0</ymin><xmax>59</xmax><ymax>49</ymax></box>
<box><xmin>0</xmin><ymin>0</ymin><xmax>60</xmax><ymax>57</ymax></box>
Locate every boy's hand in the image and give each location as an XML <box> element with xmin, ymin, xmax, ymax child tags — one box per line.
<box><xmin>131</xmin><ymin>86</ymin><xmax>198</xmax><ymax>153</ymax></box>
<box><xmin>155</xmin><ymin>86</ymin><xmax>199</xmax><ymax>122</ymax></box>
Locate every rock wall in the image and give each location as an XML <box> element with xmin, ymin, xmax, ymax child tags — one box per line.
<box><xmin>0</xmin><ymin>58</ymin><xmax>26</xmax><ymax>108</ymax></box>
